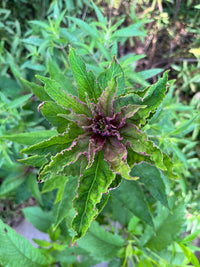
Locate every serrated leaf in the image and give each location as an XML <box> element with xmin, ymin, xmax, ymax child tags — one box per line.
<box><xmin>20</xmin><ymin>78</ymin><xmax>52</xmax><ymax>101</ymax></box>
<box><xmin>143</xmin><ymin>203</ymin><xmax>185</xmax><ymax>251</ymax></box>
<box><xmin>114</xmin><ymin>71</ymin><xmax>169</xmax><ymax>125</ymax></box>
<box><xmin>130</xmin><ymin>162</ymin><xmax>168</xmax><ymax>207</ymax></box>
<box><xmin>0</xmin><ymin>219</ymin><xmax>52</xmax><ymax>267</ymax></box>
<box><xmin>37</xmin><ymin>76</ymin><xmax>92</xmax><ymax>116</ymax></box>
<box><xmin>112</xmin><ymin>179</ymin><xmax>154</xmax><ymax>227</ymax></box>
<box><xmin>69</xmin><ymin>47</ymin><xmax>102</xmax><ymax>102</ymax></box>
<box><xmin>21</xmin><ymin>124</ymin><xmax>84</xmax><ymax>156</ymax></box>
<box><xmin>97</xmin><ymin>76</ymin><xmax>118</xmax><ymax>117</ymax></box>
<box><xmin>18</xmin><ymin>155</ymin><xmax>47</xmax><ymax>167</ymax></box>
<box><xmin>120</xmin><ymin>123</ymin><xmax>178</xmax><ymax>179</ymax></box>
<box><xmin>48</xmin><ymin>59</ymin><xmax>77</xmax><ymax>96</ymax></box>
<box><xmin>98</xmin><ymin>56</ymin><xmax>125</xmax><ymax>95</ymax></box>
<box><xmin>39</xmin><ymin>101</ymin><xmax>71</xmax><ymax>133</ymax></box>
<box><xmin>1</xmin><ymin>130</ymin><xmax>57</xmax><ymax>145</ymax></box>
<box><xmin>39</xmin><ymin>133</ymin><xmax>89</xmax><ymax>181</ymax></box>
<box><xmin>72</xmin><ymin>151</ymin><xmax>115</xmax><ymax>241</ymax></box>
<box><xmin>42</xmin><ymin>175</ymin><xmax>67</xmax><ymax>194</ymax></box>
<box><xmin>77</xmin><ymin>221</ymin><xmax>124</xmax><ymax>262</ymax></box>
<box><xmin>54</xmin><ymin>176</ymin><xmax>78</xmax><ymax>229</ymax></box>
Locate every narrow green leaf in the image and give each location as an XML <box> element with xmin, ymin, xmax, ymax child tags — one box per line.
<box><xmin>0</xmin><ymin>175</ymin><xmax>25</xmax><ymax>198</ymax></box>
<box><xmin>130</xmin><ymin>162</ymin><xmax>168</xmax><ymax>207</ymax></box>
<box><xmin>113</xmin><ymin>25</ymin><xmax>146</xmax><ymax>38</ymax></box>
<box><xmin>98</xmin><ymin>56</ymin><xmax>125</xmax><ymax>95</ymax></box>
<box><xmin>0</xmin><ymin>219</ymin><xmax>52</xmax><ymax>267</ymax></box>
<box><xmin>69</xmin><ymin>47</ymin><xmax>102</xmax><ymax>102</ymax></box>
<box><xmin>37</xmin><ymin>76</ymin><xmax>92</xmax><ymax>116</ymax></box>
<box><xmin>92</xmin><ymin>2</ymin><xmax>107</xmax><ymax>25</ymax></box>
<box><xmin>72</xmin><ymin>151</ymin><xmax>115</xmax><ymax>241</ymax></box>
<box><xmin>1</xmin><ymin>130</ymin><xmax>57</xmax><ymax>145</ymax></box>
<box><xmin>77</xmin><ymin>221</ymin><xmax>124</xmax><ymax>262</ymax></box>
<box><xmin>67</xmin><ymin>16</ymin><xmax>98</xmax><ymax>38</ymax></box>
<box><xmin>7</xmin><ymin>93</ymin><xmax>32</xmax><ymax>109</ymax></box>
<box><xmin>112</xmin><ymin>179</ymin><xmax>154</xmax><ymax>227</ymax></box>
<box><xmin>179</xmin><ymin>243</ymin><xmax>200</xmax><ymax>267</ymax></box>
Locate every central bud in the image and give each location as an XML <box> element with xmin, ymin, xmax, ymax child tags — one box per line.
<box><xmin>92</xmin><ymin>115</ymin><xmax>116</xmax><ymax>137</ymax></box>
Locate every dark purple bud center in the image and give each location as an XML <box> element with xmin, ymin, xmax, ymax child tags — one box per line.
<box><xmin>92</xmin><ymin>115</ymin><xmax>117</xmax><ymax>137</ymax></box>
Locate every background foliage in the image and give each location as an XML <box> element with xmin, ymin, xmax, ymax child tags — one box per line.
<box><xmin>0</xmin><ymin>0</ymin><xmax>199</xmax><ymax>266</ymax></box>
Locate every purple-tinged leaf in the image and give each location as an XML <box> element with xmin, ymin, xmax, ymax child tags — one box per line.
<box><xmin>120</xmin><ymin>124</ymin><xmax>178</xmax><ymax>179</ymax></box>
<box><xmin>103</xmin><ymin>136</ymin><xmax>133</xmax><ymax>180</ymax></box>
<box><xmin>111</xmin><ymin>104</ymin><xmax>145</xmax><ymax>128</ymax></box>
<box><xmin>39</xmin><ymin>133</ymin><xmax>90</xmax><ymax>181</ymax></box>
<box><xmin>72</xmin><ymin>150</ymin><xmax>115</xmax><ymax>242</ymax></box>
<box><xmin>21</xmin><ymin>123</ymin><xmax>84</xmax><ymax>156</ymax></box>
<box><xmin>88</xmin><ymin>134</ymin><xmax>106</xmax><ymax>167</ymax></box>
<box><xmin>58</xmin><ymin>112</ymin><xmax>92</xmax><ymax>127</ymax></box>
<box><xmin>97</xmin><ymin>77</ymin><xmax>118</xmax><ymax>118</ymax></box>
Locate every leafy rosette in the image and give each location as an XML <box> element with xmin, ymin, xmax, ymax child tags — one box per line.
<box><xmin>21</xmin><ymin>47</ymin><xmax>178</xmax><ymax>241</ymax></box>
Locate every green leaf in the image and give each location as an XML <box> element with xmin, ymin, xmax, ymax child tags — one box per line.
<box><xmin>39</xmin><ymin>133</ymin><xmax>89</xmax><ymax>181</ymax></box>
<box><xmin>98</xmin><ymin>56</ymin><xmax>125</xmax><ymax>95</ymax></box>
<box><xmin>120</xmin><ymin>124</ymin><xmax>178</xmax><ymax>179</ymax></box>
<box><xmin>39</xmin><ymin>101</ymin><xmax>71</xmax><ymax>133</ymax></box>
<box><xmin>72</xmin><ymin>150</ymin><xmax>115</xmax><ymax>241</ymax></box>
<box><xmin>7</xmin><ymin>93</ymin><xmax>32</xmax><ymax>109</ymax></box>
<box><xmin>69</xmin><ymin>47</ymin><xmax>102</xmax><ymax>102</ymax></box>
<box><xmin>97</xmin><ymin>76</ymin><xmax>118</xmax><ymax>117</ymax></box>
<box><xmin>113</xmin><ymin>24</ymin><xmax>146</xmax><ymax>38</ymax></box>
<box><xmin>67</xmin><ymin>16</ymin><xmax>98</xmax><ymax>38</ymax></box>
<box><xmin>142</xmin><ymin>203</ymin><xmax>185</xmax><ymax>251</ymax></box>
<box><xmin>0</xmin><ymin>219</ymin><xmax>52</xmax><ymax>267</ymax></box>
<box><xmin>18</xmin><ymin>155</ymin><xmax>47</xmax><ymax>167</ymax></box>
<box><xmin>112</xmin><ymin>179</ymin><xmax>154</xmax><ymax>227</ymax></box>
<box><xmin>103</xmin><ymin>136</ymin><xmax>132</xmax><ymax>180</ymax></box>
<box><xmin>48</xmin><ymin>59</ymin><xmax>77</xmax><ymax>96</ymax></box>
<box><xmin>178</xmin><ymin>243</ymin><xmax>200</xmax><ymax>267</ymax></box>
<box><xmin>1</xmin><ymin>130</ymin><xmax>57</xmax><ymax>145</ymax></box>
<box><xmin>54</xmin><ymin>176</ymin><xmax>78</xmax><ymax>229</ymax></box>
<box><xmin>21</xmin><ymin>124</ymin><xmax>83</xmax><ymax>156</ymax></box>
<box><xmin>20</xmin><ymin>78</ymin><xmax>52</xmax><ymax>102</ymax></box>
<box><xmin>22</xmin><ymin>206</ymin><xmax>54</xmax><ymax>233</ymax></box>
<box><xmin>92</xmin><ymin>2</ymin><xmax>107</xmax><ymax>25</ymax></box>
<box><xmin>0</xmin><ymin>174</ymin><xmax>25</xmax><ymax>198</ymax></box>
<box><xmin>36</xmin><ymin>75</ymin><xmax>92</xmax><ymax>116</ymax></box>
<box><xmin>77</xmin><ymin>221</ymin><xmax>124</xmax><ymax>262</ymax></box>
<box><xmin>130</xmin><ymin>162</ymin><xmax>168</xmax><ymax>207</ymax></box>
